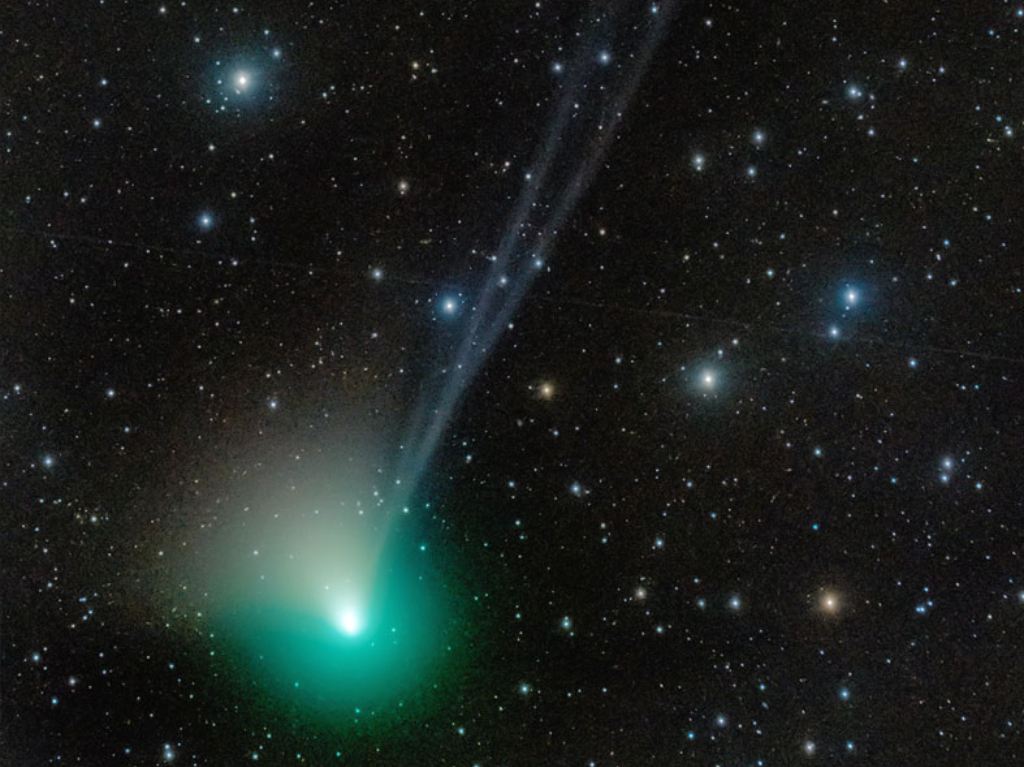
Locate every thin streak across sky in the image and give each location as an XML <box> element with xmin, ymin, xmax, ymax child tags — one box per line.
<box><xmin>393</xmin><ymin>1</ymin><xmax>679</xmax><ymax>505</ymax></box>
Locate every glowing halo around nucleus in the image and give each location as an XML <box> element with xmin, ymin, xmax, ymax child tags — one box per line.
<box><xmin>166</xmin><ymin>432</ymin><xmax>468</xmax><ymax>725</ymax></box>
<box><xmin>335</xmin><ymin>605</ymin><xmax>365</xmax><ymax>637</ymax></box>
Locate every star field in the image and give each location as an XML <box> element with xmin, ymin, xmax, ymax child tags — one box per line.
<box><xmin>3</xmin><ymin>1</ymin><xmax>1024</xmax><ymax>766</ymax></box>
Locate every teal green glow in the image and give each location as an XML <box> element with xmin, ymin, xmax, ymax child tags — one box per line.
<box><xmin>213</xmin><ymin>533</ymin><xmax>453</xmax><ymax>715</ymax></box>
<box><xmin>172</xmin><ymin>444</ymin><xmax>471</xmax><ymax>728</ymax></box>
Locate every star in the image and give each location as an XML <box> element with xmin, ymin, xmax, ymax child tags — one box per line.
<box><xmin>439</xmin><ymin>295</ymin><xmax>460</xmax><ymax>316</ymax></box>
<box><xmin>817</xmin><ymin>589</ymin><xmax>842</xmax><ymax>616</ymax></box>
<box><xmin>536</xmin><ymin>381</ymin><xmax>556</xmax><ymax>401</ymax></box>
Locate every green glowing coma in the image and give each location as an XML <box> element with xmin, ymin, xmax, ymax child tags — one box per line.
<box><xmin>210</xmin><ymin>531</ymin><xmax>453</xmax><ymax>717</ymax></box>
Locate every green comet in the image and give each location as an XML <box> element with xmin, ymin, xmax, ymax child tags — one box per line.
<box><xmin>213</xmin><ymin>532</ymin><xmax>453</xmax><ymax>718</ymax></box>
<box><xmin>181</xmin><ymin>449</ymin><xmax>468</xmax><ymax>727</ymax></box>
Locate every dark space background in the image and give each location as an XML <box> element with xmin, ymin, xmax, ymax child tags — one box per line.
<box><xmin>2</xmin><ymin>1</ymin><xmax>1023</xmax><ymax>764</ymax></box>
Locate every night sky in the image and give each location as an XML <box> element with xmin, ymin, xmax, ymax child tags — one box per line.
<box><xmin>4</xmin><ymin>1</ymin><xmax>1024</xmax><ymax>765</ymax></box>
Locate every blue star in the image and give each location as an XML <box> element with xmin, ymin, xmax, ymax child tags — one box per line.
<box><xmin>438</xmin><ymin>295</ymin><xmax>461</xmax><ymax>317</ymax></box>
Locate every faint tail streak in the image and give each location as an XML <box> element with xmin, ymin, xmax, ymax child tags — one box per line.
<box><xmin>393</xmin><ymin>1</ymin><xmax>678</xmax><ymax>507</ymax></box>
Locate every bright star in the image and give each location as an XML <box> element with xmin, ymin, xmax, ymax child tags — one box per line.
<box><xmin>817</xmin><ymin>589</ymin><xmax>842</xmax><ymax>616</ymax></box>
<box><xmin>439</xmin><ymin>296</ymin><xmax>459</xmax><ymax>316</ymax></box>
